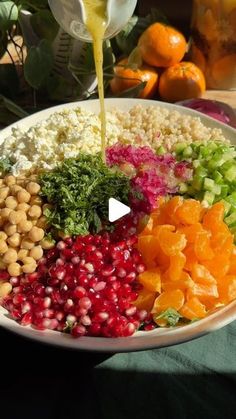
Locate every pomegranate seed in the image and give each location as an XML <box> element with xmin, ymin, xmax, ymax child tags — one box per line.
<box><xmin>56</xmin><ymin>258</ymin><xmax>65</xmax><ymax>266</ymax></box>
<box><xmin>20</xmin><ymin>312</ymin><xmax>33</xmax><ymax>326</ymax></box>
<box><xmin>10</xmin><ymin>277</ymin><xmax>20</xmax><ymax>286</ymax></box>
<box><xmin>71</xmin><ymin>256</ymin><xmax>80</xmax><ymax>264</ymax></box>
<box><xmin>144</xmin><ymin>323</ymin><xmax>156</xmax><ymax>331</ymax></box>
<box><xmin>137</xmin><ymin>309</ymin><xmax>148</xmax><ymax>321</ymax></box>
<box><xmin>79</xmin><ymin>297</ymin><xmax>92</xmax><ymax>310</ymax></box>
<box><xmin>93</xmin><ymin>312</ymin><xmax>109</xmax><ymax>323</ymax></box>
<box><xmin>45</xmin><ymin>286</ymin><xmax>53</xmax><ymax>294</ymax></box>
<box><xmin>34</xmin><ymin>284</ymin><xmax>45</xmax><ymax>297</ymax></box>
<box><xmin>75</xmin><ymin>307</ymin><xmax>88</xmax><ymax>317</ymax></box>
<box><xmin>0</xmin><ymin>270</ymin><xmax>10</xmax><ymax>281</ymax></box>
<box><xmin>93</xmin><ymin>281</ymin><xmax>106</xmax><ymax>292</ymax></box>
<box><xmin>64</xmin><ymin>299</ymin><xmax>74</xmax><ymax>312</ymax></box>
<box><xmin>94</xmin><ymin>250</ymin><xmax>103</xmax><ymax>259</ymax></box>
<box><xmin>88</xmin><ymin>323</ymin><xmax>101</xmax><ymax>336</ymax></box>
<box><xmin>101</xmin><ymin>266</ymin><xmax>115</xmax><ymax>277</ymax></box>
<box><xmin>66</xmin><ymin>314</ymin><xmax>76</xmax><ymax>324</ymax></box>
<box><xmin>57</xmin><ymin>241</ymin><xmax>66</xmax><ymax>250</ymax></box>
<box><xmin>71</xmin><ymin>324</ymin><xmax>86</xmax><ymax>337</ymax></box>
<box><xmin>80</xmin><ymin>315</ymin><xmax>91</xmax><ymax>326</ymax></box>
<box><xmin>42</xmin><ymin>318</ymin><xmax>58</xmax><ymax>330</ymax></box>
<box><xmin>117</xmin><ymin>268</ymin><xmax>127</xmax><ymax>278</ymax></box>
<box><xmin>125</xmin><ymin>306</ymin><xmax>137</xmax><ymax>317</ymax></box>
<box><xmin>136</xmin><ymin>264</ymin><xmax>146</xmax><ymax>273</ymax></box>
<box><xmin>21</xmin><ymin>301</ymin><xmax>33</xmax><ymax>314</ymax></box>
<box><xmin>65</xmin><ymin>237</ymin><xmax>73</xmax><ymax>246</ymax></box>
<box><xmin>73</xmin><ymin>286</ymin><xmax>86</xmax><ymax>299</ymax></box>
<box><xmin>125</xmin><ymin>272</ymin><xmax>136</xmax><ymax>283</ymax></box>
<box><xmin>11</xmin><ymin>308</ymin><xmax>22</xmax><ymax>320</ymax></box>
<box><xmin>123</xmin><ymin>322</ymin><xmax>136</xmax><ymax>336</ymax></box>
<box><xmin>55</xmin><ymin>311</ymin><xmax>65</xmax><ymax>321</ymax></box>
<box><xmin>12</xmin><ymin>286</ymin><xmax>23</xmax><ymax>294</ymax></box>
<box><xmin>13</xmin><ymin>293</ymin><xmax>26</xmax><ymax>306</ymax></box>
<box><xmin>43</xmin><ymin>308</ymin><xmax>55</xmax><ymax>318</ymax></box>
<box><xmin>84</xmin><ymin>263</ymin><xmax>94</xmax><ymax>273</ymax></box>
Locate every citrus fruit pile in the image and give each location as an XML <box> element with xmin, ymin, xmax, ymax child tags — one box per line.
<box><xmin>135</xmin><ymin>198</ymin><xmax>236</xmax><ymax>326</ymax></box>
<box><xmin>110</xmin><ymin>22</ymin><xmax>206</xmax><ymax>102</ymax></box>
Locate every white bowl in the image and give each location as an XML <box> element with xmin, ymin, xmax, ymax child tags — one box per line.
<box><xmin>1</xmin><ymin>98</ymin><xmax>236</xmax><ymax>352</ymax></box>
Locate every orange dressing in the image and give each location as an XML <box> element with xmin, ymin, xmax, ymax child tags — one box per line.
<box><xmin>83</xmin><ymin>0</ymin><xmax>108</xmax><ymax>163</ymax></box>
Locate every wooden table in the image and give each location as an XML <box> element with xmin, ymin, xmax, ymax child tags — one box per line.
<box><xmin>203</xmin><ymin>90</ymin><xmax>236</xmax><ymax>109</ymax></box>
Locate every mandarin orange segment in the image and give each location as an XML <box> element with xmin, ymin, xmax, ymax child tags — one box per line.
<box><xmin>179</xmin><ymin>297</ymin><xmax>207</xmax><ymax>320</ymax></box>
<box><xmin>204</xmin><ymin>254</ymin><xmax>230</xmax><ymax>279</ymax></box>
<box><xmin>194</xmin><ymin>231</ymin><xmax>214</xmax><ymax>261</ymax></box>
<box><xmin>165</xmin><ymin>252</ymin><xmax>186</xmax><ymax>281</ymax></box>
<box><xmin>217</xmin><ymin>275</ymin><xmax>236</xmax><ymax>305</ymax></box>
<box><xmin>187</xmin><ymin>282</ymin><xmax>219</xmax><ymax>301</ymax></box>
<box><xmin>177</xmin><ymin>223</ymin><xmax>203</xmax><ymax>243</ymax></box>
<box><xmin>152</xmin><ymin>289</ymin><xmax>185</xmax><ymax>314</ymax></box>
<box><xmin>137</xmin><ymin>235</ymin><xmax>158</xmax><ymax>265</ymax></box>
<box><xmin>202</xmin><ymin>202</ymin><xmax>225</xmax><ymax>231</ymax></box>
<box><xmin>162</xmin><ymin>273</ymin><xmax>194</xmax><ymax>291</ymax></box>
<box><xmin>163</xmin><ymin>196</ymin><xmax>183</xmax><ymax>226</ymax></box>
<box><xmin>211</xmin><ymin>230</ymin><xmax>233</xmax><ymax>256</ymax></box>
<box><xmin>183</xmin><ymin>244</ymin><xmax>198</xmax><ymax>271</ymax></box>
<box><xmin>158</xmin><ymin>229</ymin><xmax>187</xmax><ymax>256</ymax></box>
<box><xmin>138</xmin><ymin>268</ymin><xmax>161</xmax><ymax>293</ymax></box>
<box><xmin>229</xmin><ymin>253</ymin><xmax>236</xmax><ymax>275</ymax></box>
<box><xmin>191</xmin><ymin>264</ymin><xmax>216</xmax><ymax>285</ymax></box>
<box><xmin>134</xmin><ymin>288</ymin><xmax>157</xmax><ymax>311</ymax></box>
<box><xmin>175</xmin><ymin>199</ymin><xmax>202</xmax><ymax>225</ymax></box>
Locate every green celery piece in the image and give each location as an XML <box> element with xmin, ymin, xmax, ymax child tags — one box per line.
<box><xmin>192</xmin><ymin>174</ymin><xmax>204</xmax><ymax>191</ymax></box>
<box><xmin>182</xmin><ymin>146</ymin><xmax>193</xmax><ymax>158</ymax></box>
<box><xmin>224</xmin><ymin>212</ymin><xmax>236</xmax><ymax>226</ymax></box>
<box><xmin>195</xmin><ymin>166</ymin><xmax>208</xmax><ymax>177</ymax></box>
<box><xmin>178</xmin><ymin>182</ymin><xmax>188</xmax><ymax>193</ymax></box>
<box><xmin>156</xmin><ymin>145</ymin><xmax>166</xmax><ymax>155</ymax></box>
<box><xmin>174</xmin><ymin>142</ymin><xmax>187</xmax><ymax>155</ymax></box>
<box><xmin>213</xmin><ymin>170</ymin><xmax>223</xmax><ymax>184</ymax></box>
<box><xmin>224</xmin><ymin>165</ymin><xmax>236</xmax><ymax>182</ymax></box>
<box><xmin>203</xmin><ymin>191</ymin><xmax>215</xmax><ymax>205</ymax></box>
<box><xmin>212</xmin><ymin>183</ymin><xmax>221</xmax><ymax>195</ymax></box>
<box><xmin>220</xmin><ymin>184</ymin><xmax>229</xmax><ymax>198</ymax></box>
<box><xmin>220</xmin><ymin>199</ymin><xmax>231</xmax><ymax>216</ymax></box>
<box><xmin>203</xmin><ymin>177</ymin><xmax>215</xmax><ymax>191</ymax></box>
<box><xmin>192</xmin><ymin>159</ymin><xmax>201</xmax><ymax>169</ymax></box>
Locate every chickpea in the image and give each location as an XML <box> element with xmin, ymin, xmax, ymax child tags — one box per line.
<box><xmin>29</xmin><ymin>245</ymin><xmax>43</xmax><ymax>260</ymax></box>
<box><xmin>8</xmin><ymin>262</ymin><xmax>21</xmax><ymax>276</ymax></box>
<box><xmin>17</xmin><ymin>189</ymin><xmax>31</xmax><ymax>203</ymax></box>
<box><xmin>28</xmin><ymin>205</ymin><xmax>42</xmax><ymax>219</ymax></box>
<box><xmin>10</xmin><ymin>184</ymin><xmax>22</xmax><ymax>195</ymax></box>
<box><xmin>5</xmin><ymin>196</ymin><xmax>18</xmax><ymax>209</ymax></box>
<box><xmin>4</xmin><ymin>223</ymin><xmax>17</xmax><ymax>236</ymax></box>
<box><xmin>20</xmin><ymin>238</ymin><xmax>34</xmax><ymax>250</ymax></box>
<box><xmin>30</xmin><ymin>196</ymin><xmax>43</xmax><ymax>206</ymax></box>
<box><xmin>0</xmin><ymin>217</ymin><xmax>4</xmax><ymax>228</ymax></box>
<box><xmin>9</xmin><ymin>210</ymin><xmax>27</xmax><ymax>225</ymax></box>
<box><xmin>40</xmin><ymin>238</ymin><xmax>55</xmax><ymax>250</ymax></box>
<box><xmin>0</xmin><ymin>260</ymin><xmax>6</xmax><ymax>269</ymax></box>
<box><xmin>22</xmin><ymin>257</ymin><xmax>37</xmax><ymax>274</ymax></box>
<box><xmin>0</xmin><ymin>232</ymin><xmax>7</xmax><ymax>241</ymax></box>
<box><xmin>26</xmin><ymin>182</ymin><xmax>40</xmax><ymax>195</ymax></box>
<box><xmin>0</xmin><ymin>282</ymin><xmax>12</xmax><ymax>297</ymax></box>
<box><xmin>0</xmin><ymin>199</ymin><xmax>5</xmax><ymax>208</ymax></box>
<box><xmin>28</xmin><ymin>174</ymin><xmax>38</xmax><ymax>182</ymax></box>
<box><xmin>0</xmin><ymin>240</ymin><xmax>8</xmax><ymax>254</ymax></box>
<box><xmin>36</xmin><ymin>216</ymin><xmax>48</xmax><ymax>229</ymax></box>
<box><xmin>16</xmin><ymin>176</ymin><xmax>26</xmax><ymax>186</ymax></box>
<box><xmin>0</xmin><ymin>186</ymin><xmax>10</xmax><ymax>200</ymax></box>
<box><xmin>3</xmin><ymin>248</ymin><xmax>18</xmax><ymax>264</ymax></box>
<box><xmin>17</xmin><ymin>202</ymin><xmax>30</xmax><ymax>212</ymax></box>
<box><xmin>4</xmin><ymin>175</ymin><xmax>16</xmax><ymax>186</ymax></box>
<box><xmin>1</xmin><ymin>207</ymin><xmax>12</xmax><ymax>220</ymax></box>
<box><xmin>17</xmin><ymin>249</ymin><xmax>29</xmax><ymax>260</ymax></box>
<box><xmin>7</xmin><ymin>233</ymin><xmax>21</xmax><ymax>248</ymax></box>
<box><xmin>17</xmin><ymin>220</ymin><xmax>33</xmax><ymax>234</ymax></box>
<box><xmin>0</xmin><ymin>179</ymin><xmax>4</xmax><ymax>186</ymax></box>
<box><xmin>28</xmin><ymin>226</ymin><xmax>44</xmax><ymax>243</ymax></box>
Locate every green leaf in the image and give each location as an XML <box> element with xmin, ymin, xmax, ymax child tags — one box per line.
<box><xmin>0</xmin><ymin>156</ymin><xmax>13</xmax><ymax>175</ymax></box>
<box><xmin>24</xmin><ymin>39</ymin><xmax>54</xmax><ymax>89</ymax></box>
<box><xmin>18</xmin><ymin>0</ymin><xmax>49</xmax><ymax>11</ymax></box>
<box><xmin>0</xmin><ymin>1</ymin><xmax>18</xmax><ymax>31</ymax></box>
<box><xmin>0</xmin><ymin>94</ymin><xmax>28</xmax><ymax>118</ymax></box>
<box><xmin>30</xmin><ymin>10</ymin><xmax>59</xmax><ymax>42</ymax></box>
<box><xmin>115</xmin><ymin>8</ymin><xmax>168</xmax><ymax>55</ymax></box>
<box><xmin>46</xmin><ymin>73</ymin><xmax>76</xmax><ymax>101</ymax></box>
<box><xmin>0</xmin><ymin>64</ymin><xmax>19</xmax><ymax>98</ymax></box>
<box><xmin>153</xmin><ymin>308</ymin><xmax>182</xmax><ymax>327</ymax></box>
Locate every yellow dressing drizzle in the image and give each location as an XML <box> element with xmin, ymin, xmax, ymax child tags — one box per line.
<box><xmin>82</xmin><ymin>0</ymin><xmax>108</xmax><ymax>163</ymax></box>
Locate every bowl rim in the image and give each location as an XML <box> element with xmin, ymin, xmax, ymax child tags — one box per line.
<box><xmin>0</xmin><ymin>97</ymin><xmax>236</xmax><ymax>352</ymax></box>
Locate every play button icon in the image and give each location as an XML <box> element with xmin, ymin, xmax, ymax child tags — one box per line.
<box><xmin>108</xmin><ymin>198</ymin><xmax>131</xmax><ymax>222</ymax></box>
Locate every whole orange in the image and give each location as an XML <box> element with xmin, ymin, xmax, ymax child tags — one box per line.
<box><xmin>158</xmin><ymin>61</ymin><xmax>206</xmax><ymax>102</ymax></box>
<box><xmin>138</xmin><ymin>22</ymin><xmax>187</xmax><ymax>68</ymax></box>
<box><xmin>110</xmin><ymin>58</ymin><xmax>159</xmax><ymax>99</ymax></box>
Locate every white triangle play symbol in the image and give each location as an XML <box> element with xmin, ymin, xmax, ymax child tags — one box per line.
<box><xmin>108</xmin><ymin>198</ymin><xmax>131</xmax><ymax>222</ymax></box>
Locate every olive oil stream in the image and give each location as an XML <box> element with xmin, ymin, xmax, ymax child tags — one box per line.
<box><xmin>82</xmin><ymin>0</ymin><xmax>108</xmax><ymax>163</ymax></box>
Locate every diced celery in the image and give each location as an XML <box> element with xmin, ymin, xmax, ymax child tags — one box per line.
<box><xmin>220</xmin><ymin>199</ymin><xmax>231</xmax><ymax>216</ymax></box>
<box><xmin>212</xmin><ymin>184</ymin><xmax>221</xmax><ymax>195</ymax></box>
<box><xmin>182</xmin><ymin>146</ymin><xmax>193</xmax><ymax>158</ymax></box>
<box><xmin>203</xmin><ymin>177</ymin><xmax>215</xmax><ymax>191</ymax></box>
<box><xmin>156</xmin><ymin>146</ymin><xmax>166</xmax><ymax>155</ymax></box>
<box><xmin>178</xmin><ymin>182</ymin><xmax>188</xmax><ymax>193</ymax></box>
<box><xmin>221</xmin><ymin>160</ymin><xmax>235</xmax><ymax>174</ymax></box>
<box><xmin>195</xmin><ymin>166</ymin><xmax>208</xmax><ymax>177</ymax></box>
<box><xmin>213</xmin><ymin>171</ymin><xmax>223</xmax><ymax>183</ymax></box>
<box><xmin>203</xmin><ymin>191</ymin><xmax>215</xmax><ymax>205</ymax></box>
<box><xmin>220</xmin><ymin>184</ymin><xmax>229</xmax><ymax>198</ymax></box>
<box><xmin>192</xmin><ymin>174</ymin><xmax>204</xmax><ymax>191</ymax></box>
<box><xmin>174</xmin><ymin>143</ymin><xmax>187</xmax><ymax>155</ymax></box>
<box><xmin>193</xmin><ymin>159</ymin><xmax>201</xmax><ymax>168</ymax></box>
<box><xmin>224</xmin><ymin>212</ymin><xmax>236</xmax><ymax>226</ymax></box>
<box><xmin>225</xmin><ymin>165</ymin><xmax>236</xmax><ymax>182</ymax></box>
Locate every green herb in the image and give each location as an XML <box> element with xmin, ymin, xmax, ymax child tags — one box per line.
<box><xmin>39</xmin><ymin>154</ymin><xmax>131</xmax><ymax>236</ymax></box>
<box><xmin>153</xmin><ymin>308</ymin><xmax>182</xmax><ymax>327</ymax></box>
<box><xmin>43</xmin><ymin>232</ymin><xmax>56</xmax><ymax>245</ymax></box>
<box><xmin>0</xmin><ymin>156</ymin><xmax>13</xmax><ymax>175</ymax></box>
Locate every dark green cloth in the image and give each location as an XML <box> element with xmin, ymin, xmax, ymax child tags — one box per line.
<box><xmin>1</xmin><ymin>322</ymin><xmax>236</xmax><ymax>419</ymax></box>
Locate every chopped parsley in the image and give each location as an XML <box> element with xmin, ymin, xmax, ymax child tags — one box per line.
<box><xmin>153</xmin><ymin>308</ymin><xmax>182</xmax><ymax>327</ymax></box>
<box><xmin>39</xmin><ymin>154</ymin><xmax>131</xmax><ymax>236</ymax></box>
<box><xmin>0</xmin><ymin>157</ymin><xmax>13</xmax><ymax>175</ymax></box>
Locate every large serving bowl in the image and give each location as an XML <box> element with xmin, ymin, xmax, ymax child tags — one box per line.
<box><xmin>0</xmin><ymin>98</ymin><xmax>236</xmax><ymax>352</ymax></box>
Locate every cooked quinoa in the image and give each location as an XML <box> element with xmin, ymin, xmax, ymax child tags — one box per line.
<box><xmin>0</xmin><ymin>104</ymin><xmax>228</xmax><ymax>175</ymax></box>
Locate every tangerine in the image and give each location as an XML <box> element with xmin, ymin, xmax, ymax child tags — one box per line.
<box><xmin>138</xmin><ymin>22</ymin><xmax>187</xmax><ymax>68</ymax></box>
<box><xmin>158</xmin><ymin>61</ymin><xmax>206</xmax><ymax>102</ymax></box>
<box><xmin>110</xmin><ymin>58</ymin><xmax>159</xmax><ymax>99</ymax></box>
